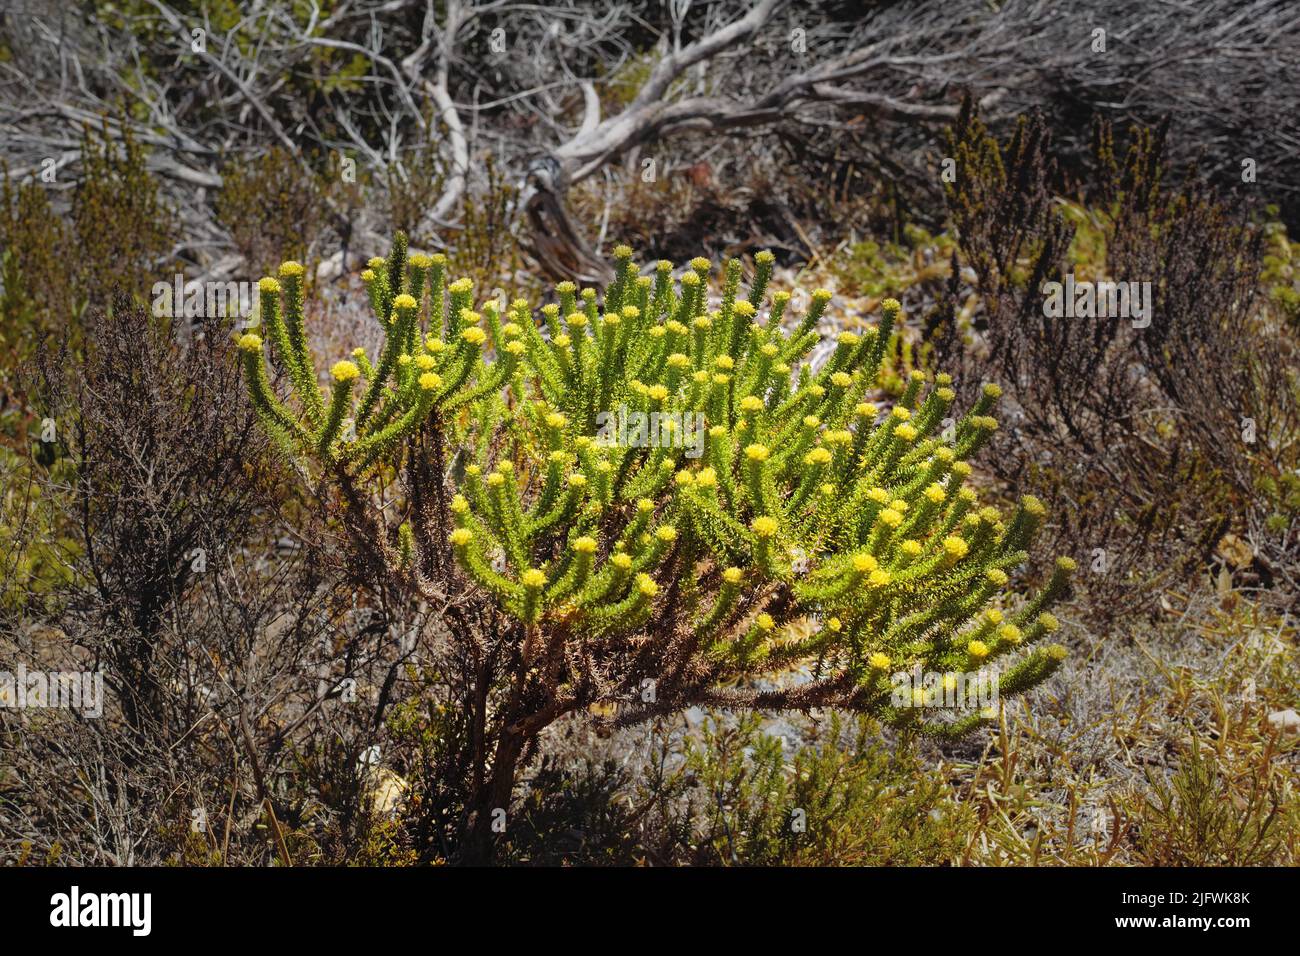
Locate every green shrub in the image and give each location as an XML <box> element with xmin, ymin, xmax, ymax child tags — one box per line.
<box><xmin>239</xmin><ymin>234</ymin><xmax>1074</xmax><ymax>860</ymax></box>
<box><xmin>682</xmin><ymin>713</ymin><xmax>974</xmax><ymax>865</ymax></box>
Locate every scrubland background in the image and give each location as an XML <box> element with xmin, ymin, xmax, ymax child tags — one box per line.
<box><xmin>0</xmin><ymin>0</ymin><xmax>1297</xmax><ymax>865</ymax></box>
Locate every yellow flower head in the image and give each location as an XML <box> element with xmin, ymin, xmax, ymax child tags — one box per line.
<box><xmin>740</xmin><ymin>395</ymin><xmax>764</xmax><ymax>413</ymax></box>
<box><xmin>449</xmin><ymin>528</ymin><xmax>474</xmax><ymax>547</ymax></box>
<box><xmin>715</xmin><ymin>355</ymin><xmax>735</xmax><ymax>371</ymax></box>
<box><xmin>237</xmin><ymin>333</ymin><xmax>263</xmax><ymax>352</ymax></box>
<box><xmin>1046</xmin><ymin>644</ymin><xmax>1068</xmax><ymax>661</ymax></box>
<box><xmin>258</xmin><ymin>277</ymin><xmax>280</xmax><ymax>294</ymax></box>
<box><xmin>891</xmin><ymin>405</ymin><xmax>911</xmax><ymax>421</ymax></box>
<box><xmin>722</xmin><ymin>567</ymin><xmax>743</xmax><ymax>585</ymax></box>
<box><xmin>868</xmin><ymin>487</ymin><xmax>890</xmax><ymax>505</ymax></box>
<box><xmin>521</xmin><ymin>568</ymin><xmax>547</xmax><ymax>589</ymax></box>
<box><xmin>894</xmin><ymin>423</ymin><xmax>918</xmax><ymax>442</ymax></box>
<box><xmin>852</xmin><ymin>553</ymin><xmax>878</xmax><ymax>574</ymax></box>
<box><xmin>567</xmin><ymin>472</ymin><xmax>588</xmax><ymax>488</ymax></box>
<box><xmin>967</xmin><ymin>640</ymin><xmax>990</xmax><ymax>660</ymax></box>
<box><xmin>868</xmin><ymin>568</ymin><xmax>892</xmax><ymax>588</ymax></box>
<box><xmin>674</xmin><ymin>469</ymin><xmax>695</xmax><ymax>487</ymax></box>
<box><xmin>415</xmin><ymin>354</ymin><xmax>437</xmax><ymax>370</ymax></box>
<box><xmin>869</xmin><ymin>652</ymin><xmax>891</xmax><ymax>670</ymax></box>
<box><xmin>393</xmin><ymin>293</ymin><xmax>417</xmax><ymax>311</ymax></box>
<box><xmin>419</xmin><ymin>372</ymin><xmax>441</xmax><ymax>391</ymax></box>
<box><xmin>278</xmin><ymin>261</ymin><xmax>304</xmax><ymax>278</ymax></box>
<box><xmin>751</xmin><ymin>516</ymin><xmax>778</xmax><ymax>538</ymax></box>
<box><xmin>695</xmin><ymin>467</ymin><xmax>718</xmax><ymax>488</ymax></box>
<box><xmin>838</xmin><ymin>330</ymin><xmax>861</xmax><ymax>346</ymax></box>
<box><xmin>611</xmin><ymin>552</ymin><xmax>632</xmax><ymax>570</ymax></box>
<box><xmin>461</xmin><ymin>326</ymin><xmax>487</xmax><ymax>346</ymax></box>
<box><xmin>943</xmin><ymin>536</ymin><xmax>969</xmax><ymax>559</ymax></box>
<box><xmin>744</xmin><ymin>443</ymin><xmax>770</xmax><ymax>462</ymax></box>
<box><xmin>856</xmin><ymin>402</ymin><xmax>878</xmax><ymax>419</ymax></box>
<box><xmin>647</xmin><ymin>384</ymin><xmax>669</xmax><ymax>402</ymax></box>
<box><xmin>831</xmin><ymin>371</ymin><xmax>852</xmax><ymax>388</ymax></box>
<box><xmin>756</xmin><ymin>613</ymin><xmax>775</xmax><ymax>631</ymax></box>
<box><xmin>636</xmin><ymin>573</ymin><xmax>659</xmax><ymax>597</ymax></box>
<box><xmin>998</xmin><ymin>624</ymin><xmax>1023</xmax><ymax>645</ymax></box>
<box><xmin>667</xmin><ymin>352</ymin><xmax>690</xmax><ymax>368</ymax></box>
<box><xmin>924</xmin><ymin>483</ymin><xmax>947</xmax><ymax>504</ymax></box>
<box><xmin>331</xmin><ymin>360</ymin><xmax>360</xmax><ymax>382</ymax></box>
<box><xmin>900</xmin><ymin>539</ymin><xmax>922</xmax><ymax>558</ymax></box>
<box><xmin>804</xmin><ymin>447</ymin><xmax>832</xmax><ymax>466</ymax></box>
<box><xmin>985</xmin><ymin>568</ymin><xmax>1009</xmax><ymax>586</ymax></box>
<box><xmin>877</xmin><ymin>508</ymin><xmax>903</xmax><ymax>529</ymax></box>
<box><xmin>655</xmin><ymin>525</ymin><xmax>678</xmax><ymax>543</ymax></box>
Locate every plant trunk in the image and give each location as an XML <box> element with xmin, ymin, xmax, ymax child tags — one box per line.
<box><xmin>460</xmin><ymin>728</ymin><xmax>527</xmax><ymax>865</ymax></box>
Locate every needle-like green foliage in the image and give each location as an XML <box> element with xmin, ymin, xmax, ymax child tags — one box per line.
<box><xmin>240</xmin><ymin>235</ymin><xmax>1073</xmax><ymax>736</ymax></box>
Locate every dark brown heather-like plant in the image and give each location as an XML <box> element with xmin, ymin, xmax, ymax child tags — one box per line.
<box><xmin>240</xmin><ymin>235</ymin><xmax>1076</xmax><ymax>861</ymax></box>
<box><xmin>934</xmin><ymin>104</ymin><xmax>1298</xmax><ymax>620</ymax></box>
